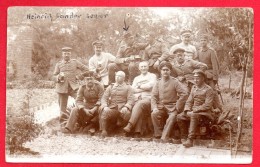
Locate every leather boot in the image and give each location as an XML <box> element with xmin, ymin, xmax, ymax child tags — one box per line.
<box><xmin>183</xmin><ymin>138</ymin><xmax>193</xmax><ymax>148</ymax></box>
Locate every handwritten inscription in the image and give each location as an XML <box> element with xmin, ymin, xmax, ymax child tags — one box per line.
<box><xmin>26</xmin><ymin>12</ymin><xmax>108</xmax><ymax>21</ymax></box>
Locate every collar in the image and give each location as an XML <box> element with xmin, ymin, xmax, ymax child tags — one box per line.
<box><xmin>175</xmin><ymin>60</ymin><xmax>187</xmax><ymax>67</ymax></box>
<box><xmin>114</xmin><ymin>82</ymin><xmax>126</xmax><ymax>87</ymax></box>
<box><xmin>62</xmin><ymin>59</ymin><xmax>71</xmax><ymax>64</ymax></box>
<box><xmin>194</xmin><ymin>83</ymin><xmax>207</xmax><ymax>90</ymax></box>
<box><xmin>201</xmin><ymin>46</ymin><xmax>209</xmax><ymax>52</ymax></box>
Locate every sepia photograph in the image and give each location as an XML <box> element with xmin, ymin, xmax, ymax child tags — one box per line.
<box><xmin>6</xmin><ymin>7</ymin><xmax>253</xmax><ymax>163</ymax></box>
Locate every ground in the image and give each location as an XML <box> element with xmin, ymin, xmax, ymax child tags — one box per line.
<box><xmin>5</xmin><ymin>71</ymin><xmax>253</xmax><ymax>161</ymax></box>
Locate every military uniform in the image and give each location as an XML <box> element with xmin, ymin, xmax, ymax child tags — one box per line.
<box><xmin>99</xmin><ymin>82</ymin><xmax>135</xmax><ymax>135</ymax></box>
<box><xmin>171</xmin><ymin>59</ymin><xmax>207</xmax><ymax>82</ymax></box>
<box><xmin>151</xmin><ymin>77</ymin><xmax>188</xmax><ymax>139</ymax></box>
<box><xmin>143</xmin><ymin>39</ymin><xmax>170</xmax><ymax>73</ymax></box>
<box><xmin>53</xmin><ymin>59</ymin><xmax>89</xmax><ymax>124</ymax></box>
<box><xmin>108</xmin><ymin>41</ymin><xmax>148</xmax><ymax>84</ymax></box>
<box><xmin>65</xmin><ymin>81</ymin><xmax>104</xmax><ymax>132</ymax></box>
<box><xmin>177</xmin><ymin>83</ymin><xmax>214</xmax><ymax>141</ymax></box>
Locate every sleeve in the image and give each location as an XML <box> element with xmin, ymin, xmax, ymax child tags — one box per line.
<box><xmin>158</xmin><ymin>43</ymin><xmax>170</xmax><ymax>62</ymax></box>
<box><xmin>100</xmin><ymin>85</ymin><xmax>111</xmax><ymax>108</ymax></box>
<box><xmin>191</xmin><ymin>60</ymin><xmax>208</xmax><ymax>70</ymax></box>
<box><xmin>76</xmin><ymin>60</ymin><xmax>89</xmax><ymax>72</ymax></box>
<box><xmin>88</xmin><ymin>57</ymin><xmax>96</xmax><ymax>71</ymax></box>
<box><xmin>95</xmin><ymin>83</ymin><xmax>105</xmax><ymax>106</ymax></box>
<box><xmin>143</xmin><ymin>48</ymin><xmax>149</xmax><ymax>61</ymax></box>
<box><xmin>115</xmin><ymin>45</ymin><xmax>126</xmax><ymax>64</ymax></box>
<box><xmin>192</xmin><ymin>46</ymin><xmax>198</xmax><ymax>60</ymax></box>
<box><xmin>196</xmin><ymin>88</ymin><xmax>214</xmax><ymax>112</ymax></box>
<box><xmin>135</xmin><ymin>42</ymin><xmax>149</xmax><ymax>51</ymax></box>
<box><xmin>108</xmin><ymin>53</ymin><xmax>116</xmax><ymax>63</ymax></box>
<box><xmin>151</xmin><ymin>81</ymin><xmax>159</xmax><ymax>110</ymax></box>
<box><xmin>75</xmin><ymin>86</ymin><xmax>85</xmax><ymax>110</ymax></box>
<box><xmin>210</xmin><ymin>49</ymin><xmax>220</xmax><ymax>81</ymax></box>
<box><xmin>184</xmin><ymin>87</ymin><xmax>195</xmax><ymax>111</ymax></box>
<box><xmin>124</xmin><ymin>86</ymin><xmax>135</xmax><ymax>110</ymax></box>
<box><xmin>53</xmin><ymin>63</ymin><xmax>60</xmax><ymax>82</ymax></box>
<box><xmin>175</xmin><ymin>80</ymin><xmax>189</xmax><ymax>112</ymax></box>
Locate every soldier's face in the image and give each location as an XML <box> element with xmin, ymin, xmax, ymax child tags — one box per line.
<box><xmin>62</xmin><ymin>51</ymin><xmax>71</xmax><ymax>61</ymax></box>
<box><xmin>86</xmin><ymin>77</ymin><xmax>94</xmax><ymax>87</ymax></box>
<box><xmin>94</xmin><ymin>46</ymin><xmax>102</xmax><ymax>56</ymax></box>
<box><xmin>200</xmin><ymin>39</ymin><xmax>208</xmax><ymax>47</ymax></box>
<box><xmin>194</xmin><ymin>75</ymin><xmax>205</xmax><ymax>86</ymax></box>
<box><xmin>161</xmin><ymin>67</ymin><xmax>171</xmax><ymax>78</ymax></box>
<box><xmin>181</xmin><ymin>35</ymin><xmax>191</xmax><ymax>44</ymax></box>
<box><xmin>139</xmin><ymin>62</ymin><xmax>149</xmax><ymax>74</ymax></box>
<box><xmin>176</xmin><ymin>52</ymin><xmax>185</xmax><ymax>63</ymax></box>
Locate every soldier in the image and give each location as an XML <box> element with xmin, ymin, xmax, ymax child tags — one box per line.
<box><xmin>197</xmin><ymin>34</ymin><xmax>222</xmax><ymax>111</ymax></box>
<box><xmin>89</xmin><ymin>40</ymin><xmax>116</xmax><ymax>87</ymax></box>
<box><xmin>61</xmin><ymin>71</ymin><xmax>104</xmax><ymax>134</ymax></box>
<box><xmin>143</xmin><ymin>33</ymin><xmax>170</xmax><ymax>75</ymax></box>
<box><xmin>170</xmin><ymin>28</ymin><xmax>197</xmax><ymax>60</ymax></box>
<box><xmin>197</xmin><ymin>34</ymin><xmax>220</xmax><ymax>88</ymax></box>
<box><xmin>53</xmin><ymin>47</ymin><xmax>89</xmax><ymax>127</ymax></box>
<box><xmin>99</xmin><ymin>71</ymin><xmax>135</xmax><ymax>137</ymax></box>
<box><xmin>108</xmin><ymin>32</ymin><xmax>148</xmax><ymax>84</ymax></box>
<box><xmin>123</xmin><ymin>61</ymin><xmax>157</xmax><ymax>137</ymax></box>
<box><xmin>170</xmin><ymin>46</ymin><xmax>207</xmax><ymax>92</ymax></box>
<box><xmin>151</xmin><ymin>61</ymin><xmax>188</xmax><ymax>142</ymax></box>
<box><xmin>177</xmin><ymin>69</ymin><xmax>214</xmax><ymax>147</ymax></box>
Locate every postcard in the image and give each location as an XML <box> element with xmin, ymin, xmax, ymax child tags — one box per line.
<box><xmin>5</xmin><ymin>7</ymin><xmax>253</xmax><ymax>163</ymax></box>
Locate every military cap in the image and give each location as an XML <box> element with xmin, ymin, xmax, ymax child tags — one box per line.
<box><xmin>159</xmin><ymin>61</ymin><xmax>172</xmax><ymax>71</ymax></box>
<box><xmin>180</xmin><ymin>28</ymin><xmax>192</xmax><ymax>36</ymax></box>
<box><xmin>61</xmin><ymin>46</ymin><xmax>72</xmax><ymax>51</ymax></box>
<box><xmin>92</xmin><ymin>40</ymin><xmax>103</xmax><ymax>47</ymax></box>
<box><xmin>193</xmin><ymin>69</ymin><xmax>206</xmax><ymax>78</ymax></box>
<box><xmin>172</xmin><ymin>46</ymin><xmax>186</xmax><ymax>54</ymax></box>
<box><xmin>200</xmin><ymin>34</ymin><xmax>209</xmax><ymax>41</ymax></box>
<box><xmin>123</xmin><ymin>32</ymin><xmax>134</xmax><ymax>39</ymax></box>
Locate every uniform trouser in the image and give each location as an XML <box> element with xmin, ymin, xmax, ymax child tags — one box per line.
<box><xmin>108</xmin><ymin>62</ymin><xmax>139</xmax><ymax>85</ymax></box>
<box><xmin>65</xmin><ymin>107</ymin><xmax>98</xmax><ymax>132</ymax></box>
<box><xmin>100</xmin><ymin>107</ymin><xmax>131</xmax><ymax>133</ymax></box>
<box><xmin>58</xmin><ymin>86</ymin><xmax>77</xmax><ymax>125</ymax></box>
<box><xmin>151</xmin><ymin>108</ymin><xmax>178</xmax><ymax>139</ymax></box>
<box><xmin>177</xmin><ymin>112</ymin><xmax>200</xmax><ymax>139</ymax></box>
<box><xmin>129</xmin><ymin>98</ymin><xmax>151</xmax><ymax>133</ymax></box>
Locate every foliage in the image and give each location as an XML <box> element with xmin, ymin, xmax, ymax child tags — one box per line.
<box><xmin>7</xmin><ymin>8</ymin><xmax>253</xmax><ymax>80</ymax></box>
<box><xmin>6</xmin><ymin>88</ymin><xmax>43</xmax><ymax>154</ymax></box>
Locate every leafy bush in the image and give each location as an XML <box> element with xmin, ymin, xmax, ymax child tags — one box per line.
<box><xmin>6</xmin><ymin>89</ymin><xmax>43</xmax><ymax>154</ymax></box>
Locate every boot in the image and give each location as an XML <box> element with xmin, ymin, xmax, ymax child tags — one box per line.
<box><xmin>183</xmin><ymin>138</ymin><xmax>193</xmax><ymax>148</ymax></box>
<box><xmin>123</xmin><ymin>123</ymin><xmax>133</xmax><ymax>133</ymax></box>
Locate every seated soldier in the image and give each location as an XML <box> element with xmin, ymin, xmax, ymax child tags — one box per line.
<box><xmin>151</xmin><ymin>61</ymin><xmax>188</xmax><ymax>142</ymax></box>
<box><xmin>177</xmin><ymin>69</ymin><xmax>214</xmax><ymax>147</ymax></box>
<box><xmin>169</xmin><ymin>46</ymin><xmax>207</xmax><ymax>92</ymax></box>
<box><xmin>123</xmin><ymin>61</ymin><xmax>157</xmax><ymax>137</ymax></box>
<box><xmin>89</xmin><ymin>40</ymin><xmax>116</xmax><ymax>87</ymax></box>
<box><xmin>61</xmin><ymin>71</ymin><xmax>104</xmax><ymax>134</ymax></box>
<box><xmin>99</xmin><ymin>71</ymin><xmax>135</xmax><ymax>137</ymax></box>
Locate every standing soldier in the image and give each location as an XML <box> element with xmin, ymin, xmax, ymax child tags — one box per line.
<box><xmin>62</xmin><ymin>72</ymin><xmax>104</xmax><ymax>134</ymax></box>
<box><xmin>151</xmin><ymin>61</ymin><xmax>188</xmax><ymax>142</ymax></box>
<box><xmin>177</xmin><ymin>69</ymin><xmax>214</xmax><ymax>147</ymax></box>
<box><xmin>197</xmin><ymin>34</ymin><xmax>222</xmax><ymax>111</ymax></box>
<box><xmin>170</xmin><ymin>28</ymin><xmax>197</xmax><ymax>60</ymax></box>
<box><xmin>143</xmin><ymin>33</ymin><xmax>170</xmax><ymax>75</ymax></box>
<box><xmin>53</xmin><ymin>47</ymin><xmax>89</xmax><ymax>127</ymax></box>
<box><xmin>99</xmin><ymin>71</ymin><xmax>135</xmax><ymax>137</ymax></box>
<box><xmin>170</xmin><ymin>46</ymin><xmax>207</xmax><ymax>92</ymax></box>
<box><xmin>89</xmin><ymin>40</ymin><xmax>116</xmax><ymax>87</ymax></box>
<box><xmin>123</xmin><ymin>61</ymin><xmax>157</xmax><ymax>137</ymax></box>
<box><xmin>108</xmin><ymin>32</ymin><xmax>148</xmax><ymax>84</ymax></box>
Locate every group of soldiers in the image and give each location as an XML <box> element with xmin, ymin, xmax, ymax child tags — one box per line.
<box><xmin>53</xmin><ymin>29</ymin><xmax>222</xmax><ymax>148</ymax></box>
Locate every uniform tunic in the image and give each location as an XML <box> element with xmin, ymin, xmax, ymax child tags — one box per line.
<box><xmin>198</xmin><ymin>47</ymin><xmax>220</xmax><ymax>81</ymax></box>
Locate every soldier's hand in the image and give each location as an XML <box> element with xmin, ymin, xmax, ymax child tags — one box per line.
<box><xmin>153</xmin><ymin>60</ymin><xmax>160</xmax><ymax>69</ymax></box>
<box><xmin>120</xmin><ymin>107</ymin><xmax>128</xmax><ymax>114</ymax></box>
<box><xmin>83</xmin><ymin>108</ymin><xmax>94</xmax><ymax>117</ymax></box>
<box><xmin>103</xmin><ymin>107</ymin><xmax>110</xmax><ymax>113</ymax></box>
<box><xmin>152</xmin><ymin>108</ymin><xmax>159</xmax><ymax>113</ymax></box>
